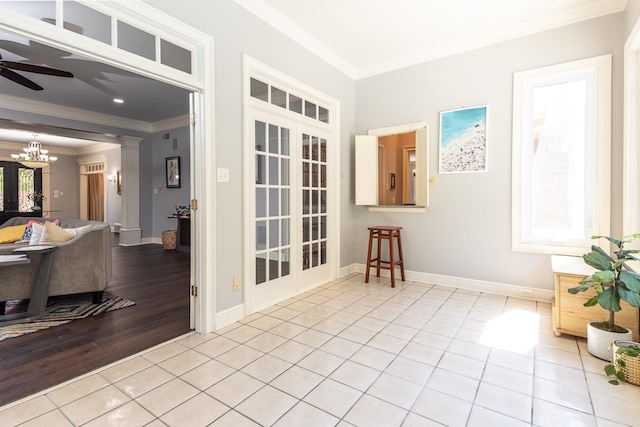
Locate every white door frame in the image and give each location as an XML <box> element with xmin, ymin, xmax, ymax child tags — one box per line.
<box><xmin>0</xmin><ymin>1</ymin><xmax>217</xmax><ymax>333</ymax></box>
<box><xmin>242</xmin><ymin>55</ymin><xmax>341</xmax><ymax>315</ymax></box>
<box><xmin>624</xmin><ymin>17</ymin><xmax>640</xmax><ymax>237</ymax></box>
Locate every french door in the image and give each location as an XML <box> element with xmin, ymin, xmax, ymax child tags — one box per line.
<box><xmin>0</xmin><ymin>162</ymin><xmax>42</xmax><ymax>224</ymax></box>
<box><xmin>248</xmin><ymin>109</ymin><xmax>332</xmax><ymax>312</ymax></box>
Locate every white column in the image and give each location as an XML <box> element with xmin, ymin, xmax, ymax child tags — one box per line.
<box><xmin>118</xmin><ymin>136</ymin><xmax>143</xmax><ymax>246</ymax></box>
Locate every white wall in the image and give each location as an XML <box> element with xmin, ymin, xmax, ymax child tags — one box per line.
<box><xmin>355</xmin><ymin>13</ymin><xmax>625</xmax><ymax>291</ymax></box>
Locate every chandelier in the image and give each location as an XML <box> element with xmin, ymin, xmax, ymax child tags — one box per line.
<box><xmin>10</xmin><ymin>134</ymin><xmax>57</xmax><ymax>169</ymax></box>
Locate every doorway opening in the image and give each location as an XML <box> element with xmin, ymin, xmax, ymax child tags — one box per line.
<box><xmin>0</xmin><ymin>0</ymin><xmax>215</xmax><ymax>333</ymax></box>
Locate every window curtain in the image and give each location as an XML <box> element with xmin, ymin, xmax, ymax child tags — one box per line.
<box><xmin>88</xmin><ymin>174</ymin><xmax>104</xmax><ymax>221</ymax></box>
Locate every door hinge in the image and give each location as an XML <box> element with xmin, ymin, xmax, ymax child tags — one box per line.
<box><xmin>191</xmin><ymin>199</ymin><xmax>198</xmax><ymax>211</ymax></box>
<box><xmin>190</xmin><ymin>113</ymin><xmax>197</xmax><ymax>125</ymax></box>
<box><xmin>191</xmin><ymin>285</ymin><xmax>198</xmax><ymax>297</ymax></box>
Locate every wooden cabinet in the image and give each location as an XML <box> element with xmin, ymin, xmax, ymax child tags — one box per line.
<box><xmin>551</xmin><ymin>255</ymin><xmax>639</xmax><ymax>341</ymax></box>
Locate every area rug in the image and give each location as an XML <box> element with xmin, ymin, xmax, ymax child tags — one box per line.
<box><xmin>0</xmin><ymin>293</ymin><xmax>135</xmax><ymax>342</ymax></box>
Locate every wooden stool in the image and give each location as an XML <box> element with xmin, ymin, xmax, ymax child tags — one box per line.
<box><xmin>365</xmin><ymin>226</ymin><xmax>405</xmax><ymax>287</ymax></box>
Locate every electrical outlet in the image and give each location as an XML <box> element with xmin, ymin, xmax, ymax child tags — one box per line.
<box><xmin>233</xmin><ymin>276</ymin><xmax>241</xmax><ymax>291</ymax></box>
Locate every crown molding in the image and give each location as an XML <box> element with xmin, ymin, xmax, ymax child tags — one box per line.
<box><xmin>75</xmin><ymin>143</ymin><xmax>121</xmax><ymax>156</ymax></box>
<box><xmin>0</xmin><ymin>94</ymin><xmax>153</xmax><ymax>133</ymax></box>
<box><xmin>76</xmin><ymin>154</ymin><xmax>108</xmax><ymax>166</ymax></box>
<box><xmin>0</xmin><ymin>140</ymin><xmax>77</xmax><ymax>156</ymax></box>
<box><xmin>357</xmin><ymin>0</ymin><xmax>628</xmax><ymax>79</ymax></box>
<box><xmin>236</xmin><ymin>0</ymin><xmax>626</xmax><ymax>81</ymax></box>
<box><xmin>234</xmin><ymin>0</ymin><xmax>357</xmax><ymax>79</ymax></box>
<box><xmin>152</xmin><ymin>114</ymin><xmax>190</xmax><ymax>132</ymax></box>
<box><xmin>0</xmin><ymin>94</ymin><xmax>189</xmax><ymax>144</ymax></box>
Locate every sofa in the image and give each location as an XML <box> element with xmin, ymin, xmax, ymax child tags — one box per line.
<box><xmin>0</xmin><ymin>217</ymin><xmax>112</xmax><ymax>309</ymax></box>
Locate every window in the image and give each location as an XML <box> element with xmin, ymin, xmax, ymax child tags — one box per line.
<box><xmin>249</xmin><ymin>77</ymin><xmax>331</xmax><ymax>125</ymax></box>
<box><xmin>512</xmin><ymin>55</ymin><xmax>611</xmax><ymax>255</ymax></box>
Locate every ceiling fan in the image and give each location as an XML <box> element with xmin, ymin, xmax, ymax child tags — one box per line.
<box><xmin>0</xmin><ymin>52</ymin><xmax>74</xmax><ymax>91</ymax></box>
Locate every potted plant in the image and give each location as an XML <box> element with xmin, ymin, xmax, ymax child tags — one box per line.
<box><xmin>605</xmin><ymin>340</ymin><xmax>640</xmax><ymax>385</ymax></box>
<box><xmin>27</xmin><ymin>191</ymin><xmax>47</xmax><ymax>211</ymax></box>
<box><xmin>568</xmin><ymin>234</ymin><xmax>640</xmax><ymax>360</ymax></box>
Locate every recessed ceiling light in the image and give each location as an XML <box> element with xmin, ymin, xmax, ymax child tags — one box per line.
<box><xmin>113</xmin><ymin>98</ymin><xmax>124</xmax><ymax>104</ymax></box>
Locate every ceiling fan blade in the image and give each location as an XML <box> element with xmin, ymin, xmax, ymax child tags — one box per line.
<box><xmin>0</xmin><ymin>67</ymin><xmax>43</xmax><ymax>90</ymax></box>
<box><xmin>0</xmin><ymin>60</ymin><xmax>73</xmax><ymax>78</ymax></box>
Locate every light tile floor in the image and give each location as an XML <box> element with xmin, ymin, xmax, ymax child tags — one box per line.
<box><xmin>2</xmin><ymin>273</ymin><xmax>640</xmax><ymax>426</ymax></box>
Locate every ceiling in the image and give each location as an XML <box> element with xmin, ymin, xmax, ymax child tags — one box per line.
<box><xmin>237</xmin><ymin>0</ymin><xmax>628</xmax><ymax>79</ymax></box>
<box><xmin>0</xmin><ymin>0</ymin><xmax>628</xmax><ymax>148</ymax></box>
<box><xmin>0</xmin><ymin>29</ymin><xmax>190</xmax><ymax>148</ymax></box>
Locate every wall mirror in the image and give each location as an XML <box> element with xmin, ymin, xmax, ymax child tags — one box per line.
<box><xmin>355</xmin><ymin>122</ymin><xmax>428</xmax><ymax>209</ymax></box>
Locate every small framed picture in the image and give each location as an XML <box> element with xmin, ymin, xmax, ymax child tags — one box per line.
<box><xmin>390</xmin><ymin>172</ymin><xmax>396</xmax><ymax>190</ymax></box>
<box><xmin>439</xmin><ymin>105</ymin><xmax>488</xmax><ymax>174</ymax></box>
<box><xmin>166</xmin><ymin>156</ymin><xmax>181</xmax><ymax>188</ymax></box>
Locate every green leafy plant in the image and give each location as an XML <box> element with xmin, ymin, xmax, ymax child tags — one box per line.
<box><xmin>605</xmin><ymin>342</ymin><xmax>640</xmax><ymax>385</ymax></box>
<box><xmin>27</xmin><ymin>191</ymin><xmax>47</xmax><ymax>203</ymax></box>
<box><xmin>568</xmin><ymin>234</ymin><xmax>640</xmax><ymax>332</ymax></box>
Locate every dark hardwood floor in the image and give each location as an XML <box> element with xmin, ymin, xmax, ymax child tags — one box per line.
<box><xmin>0</xmin><ymin>237</ymin><xmax>191</xmax><ymax>407</ymax></box>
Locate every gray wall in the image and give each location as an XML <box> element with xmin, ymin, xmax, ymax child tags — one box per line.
<box><xmin>47</xmin><ymin>152</ymin><xmax>79</xmax><ymax>218</ymax></box>
<box><xmin>150</xmin><ymin>126</ymin><xmax>191</xmax><ymax>237</ymax></box>
<box><xmin>144</xmin><ymin>0</ymin><xmax>357</xmax><ymax>312</ymax></box>
<box><xmin>355</xmin><ymin>13</ymin><xmax>625</xmax><ymax>291</ymax></box>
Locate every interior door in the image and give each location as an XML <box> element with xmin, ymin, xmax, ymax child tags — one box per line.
<box><xmin>188</xmin><ymin>92</ymin><xmax>201</xmax><ymax>329</ymax></box>
<box><xmin>249</xmin><ymin>110</ymin><xmax>298</xmax><ymax>311</ymax></box>
<box><xmin>298</xmin><ymin>125</ymin><xmax>332</xmax><ymax>286</ymax></box>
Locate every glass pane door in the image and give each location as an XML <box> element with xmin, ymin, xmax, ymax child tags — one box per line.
<box><xmin>18</xmin><ymin>168</ymin><xmax>36</xmax><ymax>211</ymax></box>
<box><xmin>254</xmin><ymin>119</ymin><xmax>292</xmax><ymax>286</ymax></box>
<box><xmin>247</xmin><ymin>110</ymin><xmax>332</xmax><ymax>313</ymax></box>
<box><xmin>301</xmin><ymin>133</ymin><xmax>328</xmax><ymax>270</ymax></box>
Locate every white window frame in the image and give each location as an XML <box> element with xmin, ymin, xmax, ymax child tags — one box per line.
<box><xmin>512</xmin><ymin>55</ymin><xmax>611</xmax><ymax>255</ymax></box>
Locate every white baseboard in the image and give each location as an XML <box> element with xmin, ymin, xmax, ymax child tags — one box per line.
<box><xmin>215</xmin><ymin>304</ymin><xmax>245</xmax><ymax>330</ymax></box>
<box><xmin>141</xmin><ymin>237</ymin><xmax>162</xmax><ymax>245</ymax></box>
<box><xmin>347</xmin><ymin>263</ymin><xmax>554</xmax><ymax>302</ymax></box>
<box><xmin>212</xmin><ymin>266</ymin><xmax>553</xmax><ymax>333</ymax></box>
<box><xmin>119</xmin><ymin>238</ymin><xmax>157</xmax><ymax>246</ymax></box>
<box><xmin>338</xmin><ymin>264</ymin><xmax>359</xmax><ymax>278</ymax></box>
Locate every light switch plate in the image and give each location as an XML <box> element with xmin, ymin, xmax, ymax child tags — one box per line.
<box><xmin>217</xmin><ymin>168</ymin><xmax>229</xmax><ymax>182</ymax></box>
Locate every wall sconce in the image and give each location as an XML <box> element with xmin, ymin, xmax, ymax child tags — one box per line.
<box><xmin>107</xmin><ymin>170</ymin><xmax>122</xmax><ymax>195</ymax></box>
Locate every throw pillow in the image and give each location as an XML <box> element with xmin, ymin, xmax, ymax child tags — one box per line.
<box><xmin>64</xmin><ymin>225</ymin><xmax>92</xmax><ymax>237</ymax></box>
<box><xmin>19</xmin><ymin>225</ymin><xmax>34</xmax><ymax>242</ymax></box>
<box><xmin>0</xmin><ymin>225</ymin><xmax>27</xmax><ymax>243</ymax></box>
<box><xmin>39</xmin><ymin>221</ymin><xmax>75</xmax><ymax>244</ymax></box>
<box><xmin>27</xmin><ymin>219</ymin><xmax>61</xmax><ymax>245</ymax></box>
<box><xmin>20</xmin><ymin>219</ymin><xmax>60</xmax><ymax>245</ymax></box>
<box><xmin>29</xmin><ymin>222</ymin><xmax>45</xmax><ymax>245</ymax></box>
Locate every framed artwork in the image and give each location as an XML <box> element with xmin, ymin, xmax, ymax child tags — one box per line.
<box><xmin>390</xmin><ymin>172</ymin><xmax>396</xmax><ymax>190</ymax></box>
<box><xmin>166</xmin><ymin>156</ymin><xmax>181</xmax><ymax>188</ymax></box>
<box><xmin>439</xmin><ymin>105</ymin><xmax>488</xmax><ymax>173</ymax></box>
<box><xmin>116</xmin><ymin>170</ymin><xmax>121</xmax><ymax>195</ymax></box>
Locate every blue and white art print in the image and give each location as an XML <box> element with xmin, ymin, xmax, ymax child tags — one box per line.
<box><xmin>439</xmin><ymin>105</ymin><xmax>488</xmax><ymax>173</ymax></box>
